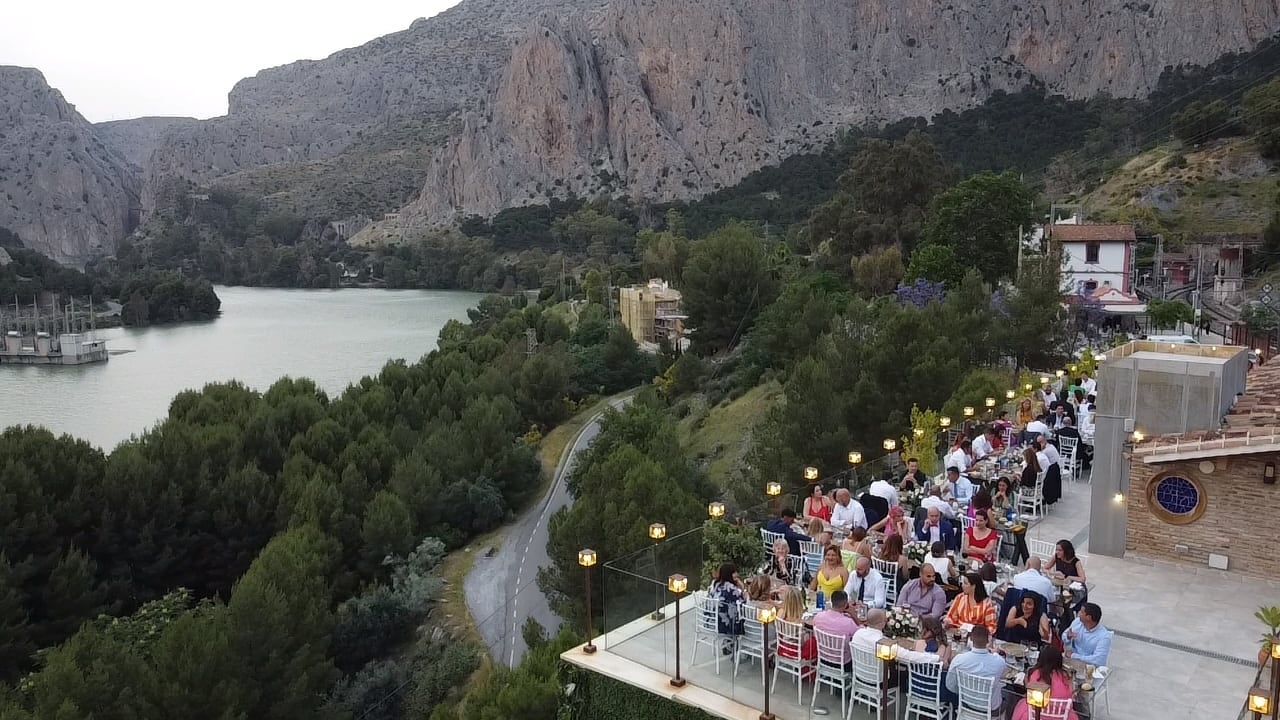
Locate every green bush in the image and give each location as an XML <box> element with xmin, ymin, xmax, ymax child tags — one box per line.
<box><xmin>701</xmin><ymin>518</ymin><xmax>760</xmax><ymax>589</ymax></box>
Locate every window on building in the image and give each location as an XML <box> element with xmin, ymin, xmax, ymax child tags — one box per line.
<box><xmin>1085</xmin><ymin>242</ymin><xmax>1100</xmax><ymax>263</ymax></box>
<box><xmin>1147</xmin><ymin>473</ymin><xmax>1206</xmax><ymax>525</ymax></box>
<box><xmin>1083</xmin><ymin>280</ymin><xmax>1098</xmax><ymax>293</ymax></box>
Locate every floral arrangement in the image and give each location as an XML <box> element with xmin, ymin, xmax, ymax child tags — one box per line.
<box><xmin>885</xmin><ymin>605</ymin><xmax>921</xmax><ymax>639</ymax></box>
<box><xmin>900</xmin><ymin>488</ymin><xmax>925</xmax><ymax>513</ymax></box>
<box><xmin>904</xmin><ymin>540</ymin><xmax>930</xmax><ymax>565</ymax></box>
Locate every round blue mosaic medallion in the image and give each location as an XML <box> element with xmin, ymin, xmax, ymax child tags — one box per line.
<box><xmin>1153</xmin><ymin>475</ymin><xmax>1200</xmax><ymax>516</ymax></box>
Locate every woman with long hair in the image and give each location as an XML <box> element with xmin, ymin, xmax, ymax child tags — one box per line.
<box><xmin>746</xmin><ymin>574</ymin><xmax>775</xmax><ymax>604</ymax></box>
<box><xmin>1016</xmin><ymin>397</ymin><xmax>1035</xmax><ymax>427</ymax></box>
<box><xmin>1004</xmin><ymin>592</ymin><xmax>1052</xmax><ymax>646</ymax></box>
<box><xmin>962</xmin><ymin>509</ymin><xmax>999</xmax><ymax>563</ymax></box>
<box><xmin>1052</xmin><ymin>539</ymin><xmax>1087</xmax><ymax>583</ymax></box>
<box><xmin>945</xmin><ymin>572</ymin><xmax>997</xmax><ymax>634</ymax></box>
<box><xmin>1010</xmin><ymin>645</ymin><xmax>1080</xmax><ymax>720</ymax></box>
<box><xmin>775</xmin><ymin>585</ymin><xmax>817</xmax><ymax>676</ymax></box>
<box><xmin>710</xmin><ymin>562</ymin><xmax>746</xmax><ymax>648</ymax></box>
<box><xmin>804</xmin><ymin>483</ymin><xmax>832</xmax><ymax>522</ymax></box>
<box><xmin>1020</xmin><ymin>447</ymin><xmax>1041</xmax><ymax>489</ymax></box>
<box><xmin>992</xmin><ymin>477</ymin><xmax>1015</xmax><ymax>517</ymax></box>
<box><xmin>878</xmin><ymin>532</ymin><xmax>912</xmax><ymax>587</ymax></box>
<box><xmin>810</xmin><ymin>544</ymin><xmax>849</xmax><ymax>599</ymax></box>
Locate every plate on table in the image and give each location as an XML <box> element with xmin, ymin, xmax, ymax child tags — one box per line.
<box><xmin>1001</xmin><ymin>643</ymin><xmax>1028</xmax><ymax>658</ymax></box>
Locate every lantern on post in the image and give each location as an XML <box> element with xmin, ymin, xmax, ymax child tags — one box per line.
<box><xmin>647</xmin><ymin>524</ymin><xmax>667</xmax><ymax>620</ymax></box>
<box><xmin>758</xmin><ymin>605</ymin><xmax>777</xmax><ymax>719</ymax></box>
<box><xmin>708</xmin><ymin>501</ymin><xmax>725</xmax><ymax>519</ymax></box>
<box><xmin>578</xmin><ymin>549</ymin><xmax>598</xmax><ymax>654</ymax></box>
<box><xmin>668</xmin><ymin>574</ymin><xmax>689</xmax><ymax>687</ymax></box>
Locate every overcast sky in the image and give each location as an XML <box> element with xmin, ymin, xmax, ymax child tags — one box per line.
<box><xmin>2</xmin><ymin>0</ymin><xmax>462</xmax><ymax>123</ymax></box>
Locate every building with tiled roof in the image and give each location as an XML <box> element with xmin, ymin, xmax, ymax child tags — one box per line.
<box><xmin>1048</xmin><ymin>222</ymin><xmax>1137</xmax><ymax>295</ymax></box>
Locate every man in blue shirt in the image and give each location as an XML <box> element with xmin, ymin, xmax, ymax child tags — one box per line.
<box><xmin>945</xmin><ymin>626</ymin><xmax>1007</xmax><ymax>712</ymax></box>
<box><xmin>764</xmin><ymin>507</ymin><xmax>810</xmax><ymax>555</ymax></box>
<box><xmin>1063</xmin><ymin>602</ymin><xmax>1112</xmax><ymax>665</ymax></box>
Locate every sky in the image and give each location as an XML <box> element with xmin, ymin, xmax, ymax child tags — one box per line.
<box><xmin>2</xmin><ymin>0</ymin><xmax>462</xmax><ymax>123</ymax></box>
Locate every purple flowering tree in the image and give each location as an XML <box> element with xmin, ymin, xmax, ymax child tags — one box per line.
<box><xmin>894</xmin><ymin>278</ymin><xmax>947</xmax><ymax>308</ymax></box>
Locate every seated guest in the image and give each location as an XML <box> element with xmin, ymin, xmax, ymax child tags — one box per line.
<box><xmin>845</xmin><ymin>556</ymin><xmax>888</xmax><ymax>609</ymax></box>
<box><xmin>761</xmin><ymin>538</ymin><xmax>807</xmax><ymax>587</ymax></box>
<box><xmin>746</xmin><ymin>574</ymin><xmax>775</xmax><ymax>604</ymax></box>
<box><xmin>853</xmin><ymin>608</ymin><xmax>941</xmax><ymax>663</ymax></box>
<box><xmin>765</xmin><ymin>507</ymin><xmax>811</xmax><ymax>555</ymax></box>
<box><xmin>1015</xmin><ymin>398</ymin><xmax>1035</xmax><ymax>427</ymax></box>
<box><xmin>871</xmin><ymin>504</ymin><xmax>910</xmax><ymax>538</ymax></box>
<box><xmin>812</xmin><ymin>591</ymin><xmax>861</xmax><ymax>667</ymax></box>
<box><xmin>830</xmin><ymin>488</ymin><xmax>868</xmax><ymax>531</ymax></box>
<box><xmin>971</xmin><ymin>427</ymin><xmax>997</xmax><ymax>460</ymax></box>
<box><xmin>991</xmin><ymin>478</ymin><xmax>1015</xmax><ymax>518</ymax></box>
<box><xmin>1056</xmin><ymin>416</ymin><xmax>1092</xmax><ymax>467</ymax></box>
<box><xmin>945</xmin><ymin>572</ymin><xmax>997</xmax><ymax>634</ymax></box>
<box><xmin>949</xmin><ymin>466</ymin><xmax>975</xmax><ymax>502</ymax></box>
<box><xmin>897</xmin><ymin>563</ymin><xmax>948</xmax><ymax>619</ymax></box>
<box><xmin>806</xmin><ymin>517</ymin><xmax>825</xmax><ymax>539</ymax></box>
<box><xmin>967</xmin><ymin>489</ymin><xmax>993</xmax><ymax>518</ymax></box>
<box><xmin>1062</xmin><ymin>602</ymin><xmax>1112</xmax><ymax>665</ymax></box>
<box><xmin>1011</xmin><ymin>646</ymin><xmax>1080</xmax><ymax>720</ymax></box>
<box><xmin>877</xmin><ymin>532</ymin><xmax>912</xmax><ymax>589</ymax></box>
<box><xmin>811</xmin><ymin>544</ymin><xmax>850</xmax><ymax>599</ymax></box>
<box><xmin>925</xmin><ymin>540</ymin><xmax>958</xmax><ymax>582</ymax></box>
<box><xmin>776</xmin><ymin>586</ymin><xmax>817</xmax><ymax>673</ymax></box>
<box><xmin>1019</xmin><ymin>447</ymin><xmax>1041</xmax><ymax>489</ymax></box>
<box><xmin>709</xmin><ymin>563</ymin><xmax>746</xmax><ymax>647</ymax></box>
<box><xmin>921</xmin><ymin>488</ymin><xmax>958</xmax><ymax>519</ymax></box>
<box><xmin>841</xmin><ymin>526</ymin><xmax>874</xmax><ymax>562</ymax></box>
<box><xmin>915</xmin><ymin>615</ymin><xmax>954</xmax><ymax>664</ymax></box>
<box><xmin>900</xmin><ymin>457</ymin><xmax>929</xmax><ymax>490</ymax></box>
<box><xmin>1004</xmin><ymin>591</ymin><xmax>1052</xmax><ymax>646</ymax></box>
<box><xmin>1051</xmin><ymin>540</ymin><xmax>1087</xmax><ymax>583</ymax></box>
<box><xmin>979</xmin><ymin>562</ymin><xmax>1000</xmax><ymax>598</ymax></box>
<box><xmin>962</xmin><ymin>509</ymin><xmax>999</xmax><ymax>564</ymax></box>
<box><xmin>1011</xmin><ymin>556</ymin><xmax>1055</xmax><ymax>603</ymax></box>
<box><xmin>1023</xmin><ymin>414</ymin><xmax>1051</xmax><ymax>444</ymax></box>
<box><xmin>1081</xmin><ymin>371</ymin><xmax>1097</xmax><ymax>396</ymax></box>
<box><xmin>945</xmin><ymin>439</ymin><xmax>973</xmax><ymax>474</ymax></box>
<box><xmin>944</xmin><ymin>626</ymin><xmax>1007</xmax><ymax>713</ymax></box>
<box><xmin>915</xmin><ymin>507</ymin><xmax>958</xmax><ymax>551</ymax></box>
<box><xmin>804</xmin><ymin>483</ymin><xmax>832</xmax><ymax>522</ymax></box>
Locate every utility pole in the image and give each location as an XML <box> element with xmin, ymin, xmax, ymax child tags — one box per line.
<box><xmin>1194</xmin><ymin>244</ymin><xmax>1205</xmax><ymax>340</ymax></box>
<box><xmin>1154</xmin><ymin>235</ymin><xmax>1164</xmax><ymax>300</ymax></box>
<box><xmin>1017</xmin><ymin>225</ymin><xmax>1024</xmax><ymax>282</ymax></box>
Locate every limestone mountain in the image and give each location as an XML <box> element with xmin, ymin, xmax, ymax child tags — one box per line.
<box><xmin>139</xmin><ymin>0</ymin><xmax>1280</xmax><ymax>229</ymax></box>
<box><xmin>94</xmin><ymin>116</ymin><xmax>201</xmax><ymax>170</ymax></box>
<box><xmin>0</xmin><ymin>66</ymin><xmax>140</xmax><ymax>264</ymax></box>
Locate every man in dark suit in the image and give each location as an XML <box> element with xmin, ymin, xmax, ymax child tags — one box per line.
<box><xmin>914</xmin><ymin>506</ymin><xmax>958</xmax><ymax>551</ymax></box>
<box><xmin>764</xmin><ymin>507</ymin><xmax>811</xmax><ymax>555</ymax></box>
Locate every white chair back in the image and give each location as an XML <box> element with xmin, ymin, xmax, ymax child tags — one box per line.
<box><xmin>799</xmin><ymin>539</ymin><xmax>823</xmax><ymax>556</ymax></box>
<box><xmin>775</xmin><ymin>616</ymin><xmax>805</xmax><ymax>646</ymax></box>
<box><xmin>870</xmin><ymin>556</ymin><xmax>899</xmax><ymax>602</ymax></box>
<box><xmin>1028</xmin><ymin>539</ymin><xmax>1056</xmax><ymax>562</ymax></box>
<box><xmin>695</xmin><ymin>592</ymin><xmax>719</xmax><ymax>633</ymax></box>
<box><xmin>1001</xmin><ymin>426</ymin><xmax>1015</xmax><ymax>448</ymax></box>
<box><xmin>850</xmin><ymin>643</ymin><xmax>881</xmax><ymax>685</ymax></box>
<box><xmin>787</xmin><ymin>554</ymin><xmax>807</xmax><ymax>584</ymax></box>
<box><xmin>955</xmin><ymin>672</ymin><xmax>997</xmax><ymax>719</ymax></box>
<box><xmin>770</xmin><ymin>617</ymin><xmax>812</xmax><ymax>704</ymax></box>
<box><xmin>1042</xmin><ymin>697</ymin><xmax>1075</xmax><ymax>720</ymax></box>
<box><xmin>814</xmin><ymin>627</ymin><xmax>848</xmax><ymax>667</ymax></box>
<box><xmin>905</xmin><ymin>659</ymin><xmax>948</xmax><ymax>712</ymax></box>
<box><xmin>761</xmin><ymin>529</ymin><xmax>784</xmax><ymax>562</ymax></box>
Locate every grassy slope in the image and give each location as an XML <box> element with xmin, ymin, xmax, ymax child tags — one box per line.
<box><xmin>677</xmin><ymin>381</ymin><xmax>783</xmax><ymax>487</ymax></box>
<box><xmin>1085</xmin><ymin>137</ymin><xmax>1278</xmax><ymax>237</ymax></box>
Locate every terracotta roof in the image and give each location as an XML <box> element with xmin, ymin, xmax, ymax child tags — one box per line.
<box><xmin>1048</xmin><ymin>224</ymin><xmax>1136</xmax><ymax>243</ymax></box>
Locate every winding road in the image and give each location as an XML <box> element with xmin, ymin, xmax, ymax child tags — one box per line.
<box><xmin>465</xmin><ymin>394</ymin><xmax>632</xmax><ymax>667</ymax></box>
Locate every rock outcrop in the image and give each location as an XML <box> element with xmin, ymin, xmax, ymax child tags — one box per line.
<box><xmin>94</xmin><ymin>116</ymin><xmax>200</xmax><ymax>170</ymax></box>
<box><xmin>407</xmin><ymin>0</ymin><xmax>1280</xmax><ymax>220</ymax></box>
<box><xmin>0</xmin><ymin>66</ymin><xmax>139</xmax><ymax>264</ymax></box>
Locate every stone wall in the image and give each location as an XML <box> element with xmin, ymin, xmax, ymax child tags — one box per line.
<box><xmin>1126</xmin><ymin>453</ymin><xmax>1280</xmax><ymax>579</ymax></box>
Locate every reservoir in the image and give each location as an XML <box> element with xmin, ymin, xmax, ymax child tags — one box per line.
<box><xmin>0</xmin><ymin>286</ymin><xmax>483</xmax><ymax>450</ymax></box>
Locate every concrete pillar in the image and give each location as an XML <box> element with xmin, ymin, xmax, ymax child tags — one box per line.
<box><xmin>1089</xmin><ymin>414</ymin><xmax>1129</xmax><ymax>557</ymax></box>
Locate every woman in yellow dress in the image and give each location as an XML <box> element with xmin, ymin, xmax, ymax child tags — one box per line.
<box><xmin>809</xmin><ymin>545</ymin><xmax>849</xmax><ymax>599</ymax></box>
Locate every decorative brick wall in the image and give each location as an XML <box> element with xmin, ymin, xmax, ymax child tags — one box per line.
<box><xmin>1126</xmin><ymin>453</ymin><xmax>1280</xmax><ymax>579</ymax></box>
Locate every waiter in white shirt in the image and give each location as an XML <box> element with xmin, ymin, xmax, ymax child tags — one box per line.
<box><xmin>945</xmin><ymin>439</ymin><xmax>972</xmax><ymax>473</ymax></box>
<box><xmin>1080</xmin><ymin>371</ymin><xmax>1097</xmax><ymax>396</ymax></box>
<box><xmin>868</xmin><ymin>477</ymin><xmax>899</xmax><ymax>507</ymax></box>
<box><xmin>920</xmin><ymin>489</ymin><xmax>957</xmax><ymax>519</ymax></box>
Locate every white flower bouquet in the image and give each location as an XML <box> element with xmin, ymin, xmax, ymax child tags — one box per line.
<box><xmin>885</xmin><ymin>605</ymin><xmax>921</xmax><ymax>639</ymax></box>
<box><xmin>904</xmin><ymin>540</ymin><xmax>930</xmax><ymax>565</ymax></box>
<box><xmin>900</xmin><ymin>488</ymin><xmax>924</xmax><ymax>512</ymax></box>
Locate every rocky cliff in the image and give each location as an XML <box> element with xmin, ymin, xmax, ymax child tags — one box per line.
<box><xmin>407</xmin><ymin>0</ymin><xmax>1280</xmax><ymax>220</ymax></box>
<box><xmin>0</xmin><ymin>67</ymin><xmax>139</xmax><ymax>264</ymax></box>
<box><xmin>94</xmin><ymin>116</ymin><xmax>200</xmax><ymax>170</ymax></box>
<box><xmin>140</xmin><ymin>0</ymin><xmax>1280</xmax><ymax>224</ymax></box>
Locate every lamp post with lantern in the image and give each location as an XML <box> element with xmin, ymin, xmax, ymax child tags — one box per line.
<box><xmin>648</xmin><ymin>523</ymin><xmax>667</xmax><ymax>620</ymax></box>
<box><xmin>578</xmin><ymin>549</ymin><xmax>598</xmax><ymax>654</ymax></box>
<box><xmin>668</xmin><ymin>573</ymin><xmax>689</xmax><ymax>687</ymax></box>
<box><xmin>758</xmin><ymin>605</ymin><xmax>777</xmax><ymax>720</ymax></box>
<box><xmin>874</xmin><ymin>637</ymin><xmax>899</xmax><ymax>720</ymax></box>
<box><xmin>708</xmin><ymin>501</ymin><xmax>725</xmax><ymax>520</ymax></box>
<box><xmin>848</xmin><ymin>451</ymin><xmax>862</xmax><ymax>489</ymax></box>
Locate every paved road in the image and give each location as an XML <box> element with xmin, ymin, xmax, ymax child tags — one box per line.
<box><xmin>465</xmin><ymin>395</ymin><xmax>632</xmax><ymax>667</ymax></box>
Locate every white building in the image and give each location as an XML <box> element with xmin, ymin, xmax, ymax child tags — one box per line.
<box><xmin>1048</xmin><ymin>223</ymin><xmax>1136</xmax><ymax>295</ymax></box>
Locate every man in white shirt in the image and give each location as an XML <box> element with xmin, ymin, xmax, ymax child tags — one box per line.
<box><xmin>869</xmin><ymin>477</ymin><xmax>899</xmax><ymax>507</ymax></box>
<box><xmin>945</xmin><ymin>439</ymin><xmax>972</xmax><ymax>473</ymax></box>
<box><xmin>920</xmin><ymin>489</ymin><xmax>957</xmax><ymax>519</ymax></box>
<box><xmin>830</xmin><ymin>488</ymin><xmax>868</xmax><ymax>531</ymax></box>
<box><xmin>844</xmin><ymin>556</ymin><xmax>887</xmax><ymax>609</ymax></box>
<box><xmin>970</xmin><ymin>428</ymin><xmax>996</xmax><ymax>460</ymax></box>
<box><xmin>1025</xmin><ymin>415</ymin><xmax>1050</xmax><ymax>438</ymax></box>
<box><xmin>1081</xmin><ymin>371</ymin><xmax>1097</xmax><ymax>396</ymax></box>
<box><xmin>1037</xmin><ymin>434</ymin><xmax>1061</xmax><ymax>469</ymax></box>
<box><xmin>949</xmin><ymin>466</ymin><xmax>975</xmax><ymax>502</ymax></box>
<box><xmin>851</xmin><ymin>609</ymin><xmax>940</xmax><ymax>664</ymax></box>
<box><xmin>1011</xmin><ymin>556</ymin><xmax>1055</xmax><ymax>603</ymax></box>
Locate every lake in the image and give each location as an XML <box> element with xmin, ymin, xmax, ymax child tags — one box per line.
<box><xmin>0</xmin><ymin>286</ymin><xmax>483</xmax><ymax>450</ymax></box>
